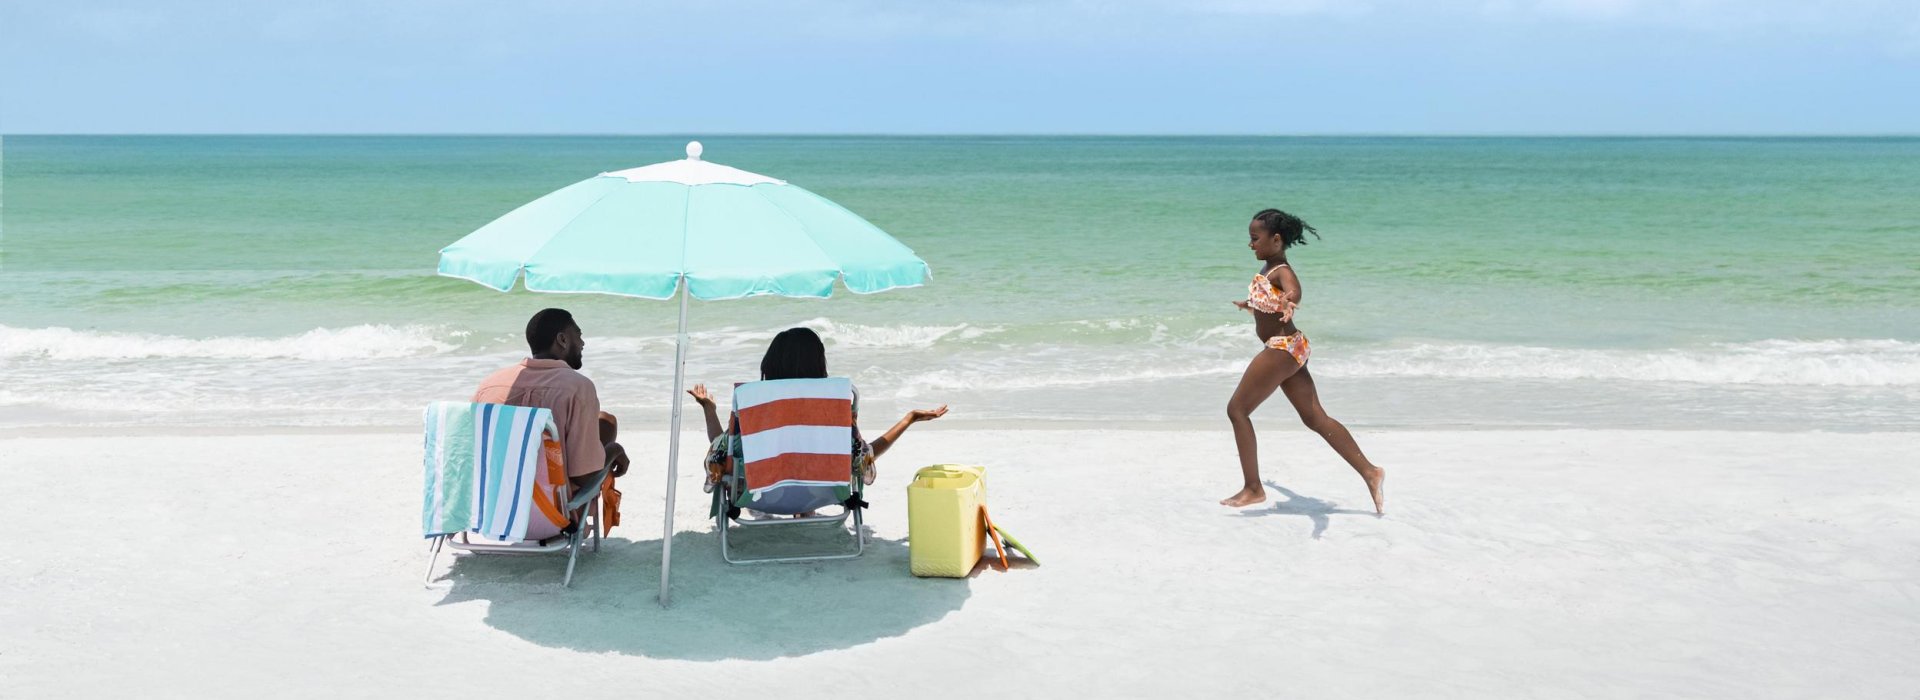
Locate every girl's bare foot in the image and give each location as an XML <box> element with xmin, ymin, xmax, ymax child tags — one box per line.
<box><xmin>1361</xmin><ymin>466</ymin><xmax>1386</xmax><ymax>515</ymax></box>
<box><xmin>1220</xmin><ymin>486</ymin><xmax>1267</xmax><ymax>507</ymax></box>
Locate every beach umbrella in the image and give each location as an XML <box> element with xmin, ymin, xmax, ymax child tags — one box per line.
<box><xmin>437</xmin><ymin>141</ymin><xmax>930</xmax><ymax>605</ymax></box>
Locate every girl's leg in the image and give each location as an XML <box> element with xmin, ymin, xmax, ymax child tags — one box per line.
<box><xmin>1222</xmin><ymin>348</ymin><xmax>1302</xmax><ymax>506</ymax></box>
<box><xmin>1279</xmin><ymin>367</ymin><xmax>1386</xmax><ymax>514</ymax></box>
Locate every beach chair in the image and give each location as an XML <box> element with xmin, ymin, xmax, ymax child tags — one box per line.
<box><xmin>420</xmin><ymin>402</ymin><xmax>607</xmax><ymax>588</ymax></box>
<box><xmin>711</xmin><ymin>377</ymin><xmax>868</xmax><ymax>564</ymax></box>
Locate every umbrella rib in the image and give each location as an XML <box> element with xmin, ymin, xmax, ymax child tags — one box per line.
<box><xmin>677</xmin><ymin>185</ymin><xmax>693</xmax><ymax>294</ymax></box>
<box><xmin>752</xmin><ymin>185</ymin><xmax>932</xmax><ymax>295</ymax></box>
<box><xmin>517</xmin><ymin>183</ymin><xmax>624</xmax><ymax>291</ymax></box>
<box><xmin>749</xmin><ymin>185</ymin><xmax>844</xmax><ymax>290</ymax></box>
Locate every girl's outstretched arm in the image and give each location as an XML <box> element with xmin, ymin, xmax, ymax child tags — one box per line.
<box><xmin>870</xmin><ymin>405</ymin><xmax>949</xmax><ymax>459</ymax></box>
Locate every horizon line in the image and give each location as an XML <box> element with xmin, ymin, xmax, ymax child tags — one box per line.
<box><xmin>6</xmin><ymin>131</ymin><xmax>1919</xmax><ymax>139</ymax></box>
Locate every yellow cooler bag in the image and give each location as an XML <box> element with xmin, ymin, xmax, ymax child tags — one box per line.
<box><xmin>907</xmin><ymin>464</ymin><xmax>987</xmax><ymax>577</ymax></box>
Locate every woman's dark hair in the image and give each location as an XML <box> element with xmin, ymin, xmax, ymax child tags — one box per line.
<box><xmin>760</xmin><ymin>327</ymin><xmax>828</xmax><ymax>380</ymax></box>
<box><xmin>1252</xmin><ymin>209</ymin><xmax>1321</xmax><ymax>250</ymax></box>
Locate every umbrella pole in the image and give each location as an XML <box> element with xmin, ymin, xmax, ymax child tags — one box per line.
<box><xmin>658</xmin><ymin>284</ymin><xmax>690</xmax><ymax>606</ymax></box>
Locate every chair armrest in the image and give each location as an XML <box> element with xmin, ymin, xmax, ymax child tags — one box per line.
<box><xmin>566</xmin><ymin>468</ymin><xmax>609</xmax><ymax>512</ymax></box>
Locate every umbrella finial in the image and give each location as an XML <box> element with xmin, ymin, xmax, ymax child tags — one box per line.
<box><xmin>686</xmin><ymin>141</ymin><xmax>703</xmax><ymax>161</ymax></box>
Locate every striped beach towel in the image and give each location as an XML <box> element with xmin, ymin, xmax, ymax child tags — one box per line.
<box><xmin>735</xmin><ymin>378</ymin><xmax>856</xmax><ymax>500</ymax></box>
<box><xmin>422</xmin><ymin>401</ymin><xmax>556</xmax><ymax>543</ymax></box>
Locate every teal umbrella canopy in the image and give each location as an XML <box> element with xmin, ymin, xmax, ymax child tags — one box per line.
<box><xmin>438</xmin><ymin>142</ymin><xmax>930</xmax><ymax>299</ymax></box>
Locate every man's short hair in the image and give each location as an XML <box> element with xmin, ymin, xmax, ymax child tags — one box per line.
<box><xmin>526</xmin><ymin>308</ymin><xmax>576</xmax><ymax>354</ymax></box>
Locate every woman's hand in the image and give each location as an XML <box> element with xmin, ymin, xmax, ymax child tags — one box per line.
<box><xmin>687</xmin><ymin>383</ymin><xmax>716</xmax><ymax>409</ymax></box>
<box><xmin>871</xmin><ymin>405</ymin><xmax>948</xmax><ymax>460</ymax></box>
<box><xmin>690</xmin><ymin>383</ymin><xmax>727</xmax><ymax>442</ymax></box>
<box><xmin>1232</xmin><ymin>300</ymin><xmax>1252</xmax><ymax>313</ymax></box>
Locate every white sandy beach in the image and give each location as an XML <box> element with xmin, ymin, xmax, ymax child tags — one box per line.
<box><xmin>2</xmin><ymin>427</ymin><xmax>1915</xmax><ymax>699</ymax></box>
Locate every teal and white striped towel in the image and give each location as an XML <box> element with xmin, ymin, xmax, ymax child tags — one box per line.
<box><xmin>422</xmin><ymin>401</ymin><xmax>556</xmax><ymax>543</ymax></box>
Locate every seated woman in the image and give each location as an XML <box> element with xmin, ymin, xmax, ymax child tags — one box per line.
<box><xmin>688</xmin><ymin>327</ymin><xmax>947</xmax><ymax>507</ymax></box>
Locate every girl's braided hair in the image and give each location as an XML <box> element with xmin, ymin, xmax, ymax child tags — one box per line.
<box><xmin>1252</xmin><ymin>209</ymin><xmax>1320</xmax><ymax>250</ymax></box>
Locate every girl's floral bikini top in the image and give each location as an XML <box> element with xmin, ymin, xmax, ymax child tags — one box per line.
<box><xmin>1246</xmin><ymin>263</ymin><xmax>1296</xmax><ymax>317</ymax></box>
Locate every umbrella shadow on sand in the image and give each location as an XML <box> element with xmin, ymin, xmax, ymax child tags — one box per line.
<box><xmin>432</xmin><ymin>523</ymin><xmax>971</xmax><ymax>661</ymax></box>
<box><xmin>1237</xmin><ymin>481</ymin><xmax>1379</xmax><ymax>539</ymax></box>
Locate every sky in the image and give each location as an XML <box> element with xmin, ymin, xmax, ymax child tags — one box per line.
<box><xmin>2</xmin><ymin>0</ymin><xmax>1917</xmax><ymax>134</ymax></box>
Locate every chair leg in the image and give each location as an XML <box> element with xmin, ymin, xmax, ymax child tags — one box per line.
<box><xmin>423</xmin><ymin>536</ymin><xmax>445</xmax><ymax>587</ymax></box>
<box><xmin>717</xmin><ymin>502</ymin><xmax>866</xmax><ymax>565</ymax></box>
<box><xmin>562</xmin><ymin>527</ymin><xmax>583</xmax><ymax>588</ymax></box>
<box><xmin>591</xmin><ymin>499</ymin><xmax>601</xmax><ymax>553</ymax></box>
<box><xmin>853</xmin><ymin>506</ymin><xmax>867</xmax><ymax>554</ymax></box>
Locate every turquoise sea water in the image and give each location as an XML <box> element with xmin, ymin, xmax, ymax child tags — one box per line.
<box><xmin>2</xmin><ymin>135</ymin><xmax>1917</xmax><ymax>430</ymax></box>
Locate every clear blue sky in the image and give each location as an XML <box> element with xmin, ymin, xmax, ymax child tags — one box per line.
<box><xmin>3</xmin><ymin>0</ymin><xmax>1917</xmax><ymax>134</ymax></box>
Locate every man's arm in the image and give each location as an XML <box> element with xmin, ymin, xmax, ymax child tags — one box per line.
<box><xmin>568</xmin><ymin>383</ymin><xmax>607</xmax><ymax>480</ymax></box>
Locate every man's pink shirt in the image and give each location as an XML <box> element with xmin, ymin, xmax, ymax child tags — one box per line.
<box><xmin>473</xmin><ymin>358</ymin><xmax>605</xmax><ymax>477</ymax></box>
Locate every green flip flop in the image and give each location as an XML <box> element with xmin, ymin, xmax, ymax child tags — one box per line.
<box><xmin>991</xmin><ymin>523</ymin><xmax>1038</xmax><ymax>566</ymax></box>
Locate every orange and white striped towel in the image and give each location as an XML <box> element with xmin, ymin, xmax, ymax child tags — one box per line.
<box><xmin>734</xmin><ymin>377</ymin><xmax>855</xmax><ymax>496</ymax></box>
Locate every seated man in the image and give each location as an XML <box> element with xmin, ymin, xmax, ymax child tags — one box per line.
<box><xmin>474</xmin><ymin>308</ymin><xmax>629</xmax><ymax>489</ymax></box>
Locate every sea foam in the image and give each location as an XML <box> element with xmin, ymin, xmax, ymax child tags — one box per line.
<box><xmin>1330</xmin><ymin>339</ymin><xmax>1920</xmax><ymax>387</ymax></box>
<box><xmin>6</xmin><ymin>323</ymin><xmax>1917</xmax><ymax>391</ymax></box>
<box><xmin>0</xmin><ymin>324</ymin><xmax>460</xmax><ymax>361</ymax></box>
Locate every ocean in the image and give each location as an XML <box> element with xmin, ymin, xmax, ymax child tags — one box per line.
<box><xmin>2</xmin><ymin>135</ymin><xmax>1916</xmax><ymax>431</ymax></box>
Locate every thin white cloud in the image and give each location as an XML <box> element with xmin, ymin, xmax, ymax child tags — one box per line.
<box><xmin>1479</xmin><ymin>0</ymin><xmax>1920</xmax><ymax>36</ymax></box>
<box><xmin>789</xmin><ymin>0</ymin><xmax>1920</xmax><ymax>45</ymax></box>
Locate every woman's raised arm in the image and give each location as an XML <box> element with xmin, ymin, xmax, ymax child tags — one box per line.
<box><xmin>687</xmin><ymin>384</ymin><xmax>727</xmax><ymax>442</ymax></box>
<box><xmin>870</xmin><ymin>405</ymin><xmax>949</xmax><ymax>459</ymax></box>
